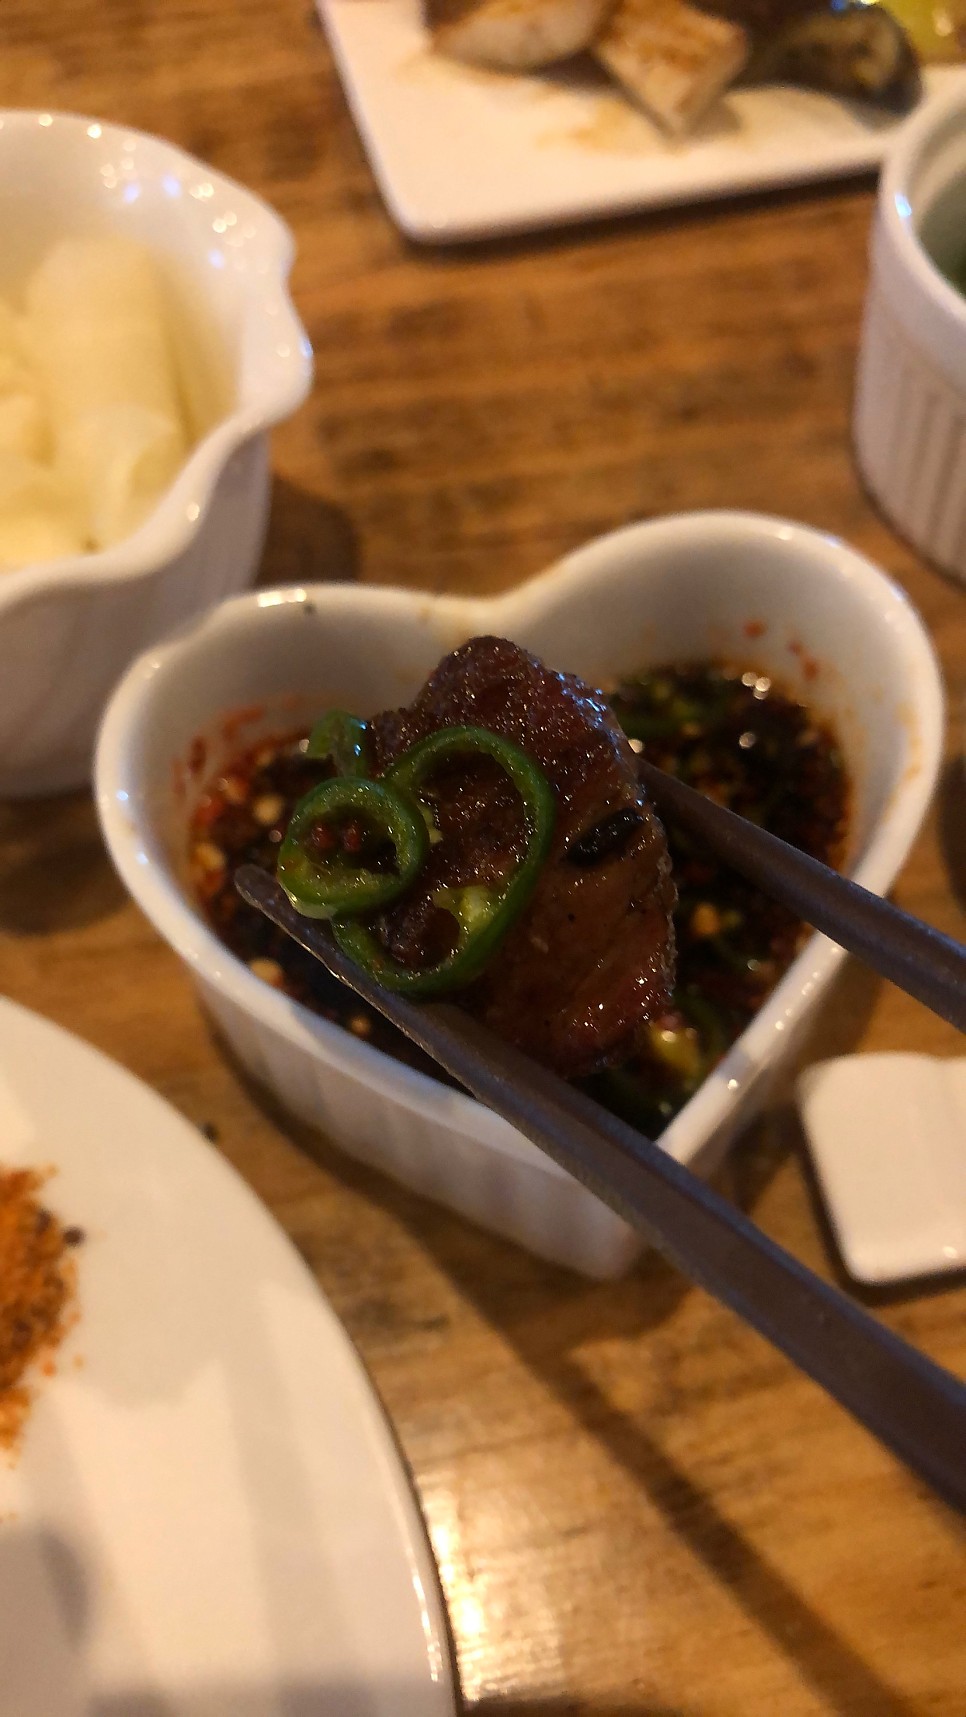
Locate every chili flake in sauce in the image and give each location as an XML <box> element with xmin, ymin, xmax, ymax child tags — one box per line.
<box><xmin>598</xmin><ymin>662</ymin><xmax>849</xmax><ymax>1134</ymax></box>
<box><xmin>0</xmin><ymin>1166</ymin><xmax>80</xmax><ymax>1452</ymax></box>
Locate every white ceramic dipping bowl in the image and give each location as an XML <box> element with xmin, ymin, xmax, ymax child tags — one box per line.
<box><xmin>0</xmin><ymin>110</ymin><xmax>312</xmax><ymax>797</ymax></box>
<box><xmin>854</xmin><ymin>76</ymin><xmax>966</xmax><ymax>584</ymax></box>
<box><xmin>96</xmin><ymin>511</ymin><xmax>944</xmax><ymax>1278</ymax></box>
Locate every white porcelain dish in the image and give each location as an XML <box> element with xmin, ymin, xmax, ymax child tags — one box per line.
<box><xmin>95</xmin><ymin>511</ymin><xmax>944</xmax><ymax>1278</ymax></box>
<box><xmin>316</xmin><ymin>1</ymin><xmax>961</xmax><ymax>242</ymax></box>
<box><xmin>0</xmin><ymin>110</ymin><xmax>312</xmax><ymax>797</ymax></box>
<box><xmin>0</xmin><ymin>995</ymin><xmax>455</xmax><ymax>1717</ymax></box>
<box><xmin>798</xmin><ymin>1053</ymin><xmax>966</xmax><ymax>1285</ymax></box>
<box><xmin>854</xmin><ymin>76</ymin><xmax>966</xmax><ymax>586</ymax></box>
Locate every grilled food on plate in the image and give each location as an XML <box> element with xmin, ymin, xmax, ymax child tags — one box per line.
<box><xmin>426</xmin><ymin>0</ymin><xmax>938</xmax><ymax>136</ymax></box>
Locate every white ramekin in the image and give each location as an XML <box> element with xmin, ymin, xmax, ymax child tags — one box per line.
<box><xmin>0</xmin><ymin>110</ymin><xmax>312</xmax><ymax>797</ymax></box>
<box><xmin>854</xmin><ymin>75</ymin><xmax>966</xmax><ymax>583</ymax></box>
<box><xmin>95</xmin><ymin>512</ymin><xmax>944</xmax><ymax>1278</ymax></box>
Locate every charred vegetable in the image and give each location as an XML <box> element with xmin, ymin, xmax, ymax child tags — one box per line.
<box><xmin>305</xmin><ymin>708</ymin><xmax>372</xmax><ymax>778</ymax></box>
<box><xmin>747</xmin><ymin>1</ymin><xmax>921</xmax><ymax>109</ymax></box>
<box><xmin>189</xmin><ymin>655</ymin><xmax>849</xmax><ymax>1129</ymax></box>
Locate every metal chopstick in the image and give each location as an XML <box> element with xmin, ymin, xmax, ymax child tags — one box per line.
<box><xmin>235</xmin><ymin>865</ymin><xmax>966</xmax><ymax>1516</ymax></box>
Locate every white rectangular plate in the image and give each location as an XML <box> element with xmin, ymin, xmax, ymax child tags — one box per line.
<box><xmin>316</xmin><ymin>2</ymin><xmax>963</xmax><ymax>243</ymax></box>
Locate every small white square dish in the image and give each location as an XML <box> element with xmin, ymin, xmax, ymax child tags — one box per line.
<box><xmin>798</xmin><ymin>1054</ymin><xmax>966</xmax><ymax>1285</ymax></box>
<box><xmin>95</xmin><ymin>511</ymin><xmax>944</xmax><ymax>1278</ymax></box>
<box><xmin>0</xmin><ymin>111</ymin><xmax>312</xmax><ymax>797</ymax></box>
<box><xmin>316</xmin><ymin>1</ymin><xmax>962</xmax><ymax>242</ymax></box>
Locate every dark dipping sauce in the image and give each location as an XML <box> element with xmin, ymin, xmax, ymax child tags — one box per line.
<box><xmin>188</xmin><ymin>662</ymin><xmax>849</xmax><ymax>1134</ymax></box>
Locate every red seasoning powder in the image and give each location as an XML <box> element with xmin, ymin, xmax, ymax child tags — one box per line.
<box><xmin>0</xmin><ymin>1166</ymin><xmax>80</xmax><ymax>1452</ymax></box>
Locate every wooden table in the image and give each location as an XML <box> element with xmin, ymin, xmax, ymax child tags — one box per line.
<box><xmin>3</xmin><ymin>4</ymin><xmax>966</xmax><ymax>1711</ymax></box>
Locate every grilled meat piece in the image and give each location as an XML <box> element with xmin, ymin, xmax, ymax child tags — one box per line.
<box><xmin>369</xmin><ymin>636</ymin><xmax>676</xmax><ymax>1077</ymax></box>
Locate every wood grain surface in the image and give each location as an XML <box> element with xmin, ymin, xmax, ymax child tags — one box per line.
<box><xmin>2</xmin><ymin>3</ymin><xmax>965</xmax><ymax>1712</ymax></box>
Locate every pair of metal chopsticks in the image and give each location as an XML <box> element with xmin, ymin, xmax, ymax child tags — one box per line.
<box><xmin>234</xmin><ymin>763</ymin><xmax>966</xmax><ymax>1515</ymax></box>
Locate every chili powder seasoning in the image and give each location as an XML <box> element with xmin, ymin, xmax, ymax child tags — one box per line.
<box><xmin>0</xmin><ymin>1166</ymin><xmax>80</xmax><ymax>1452</ymax></box>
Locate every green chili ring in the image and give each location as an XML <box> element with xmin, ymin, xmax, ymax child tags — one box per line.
<box><xmin>305</xmin><ymin>709</ymin><xmax>371</xmax><ymax>778</ymax></box>
<box><xmin>277</xmin><ymin>776</ymin><xmax>428</xmax><ymax>920</ymax></box>
<box><xmin>332</xmin><ymin>725</ymin><xmax>556</xmax><ymax>996</ymax></box>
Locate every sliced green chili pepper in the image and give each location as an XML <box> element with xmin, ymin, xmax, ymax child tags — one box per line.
<box><xmin>331</xmin><ymin>726</ymin><xmax>556</xmax><ymax>996</ymax></box>
<box><xmin>277</xmin><ymin>776</ymin><xmax>428</xmax><ymax>919</ymax></box>
<box><xmin>305</xmin><ymin>709</ymin><xmax>371</xmax><ymax>778</ymax></box>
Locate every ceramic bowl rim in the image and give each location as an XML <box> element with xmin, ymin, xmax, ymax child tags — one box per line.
<box><xmin>0</xmin><ymin>107</ymin><xmax>312</xmax><ymax>610</ymax></box>
<box><xmin>879</xmin><ymin>78</ymin><xmax>966</xmax><ymax>342</ymax></box>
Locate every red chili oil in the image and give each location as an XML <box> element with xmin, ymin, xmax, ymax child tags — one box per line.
<box><xmin>187</xmin><ymin>663</ymin><xmax>849</xmax><ymax>1134</ymax></box>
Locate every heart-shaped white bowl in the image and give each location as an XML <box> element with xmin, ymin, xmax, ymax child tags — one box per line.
<box><xmin>95</xmin><ymin>512</ymin><xmax>944</xmax><ymax>1277</ymax></box>
<box><xmin>0</xmin><ymin>110</ymin><xmax>312</xmax><ymax>797</ymax></box>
